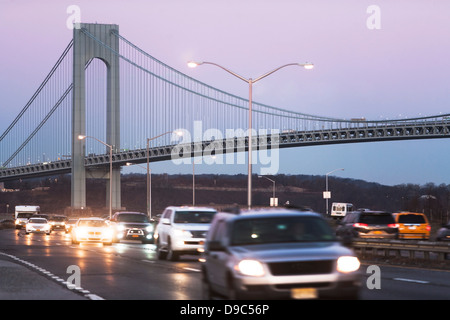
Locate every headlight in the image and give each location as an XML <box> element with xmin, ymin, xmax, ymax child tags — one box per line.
<box><xmin>117</xmin><ymin>225</ymin><xmax>126</xmax><ymax>232</ymax></box>
<box><xmin>173</xmin><ymin>229</ymin><xmax>192</xmax><ymax>238</ymax></box>
<box><xmin>235</xmin><ymin>260</ymin><xmax>265</xmax><ymax>277</ymax></box>
<box><xmin>145</xmin><ymin>225</ymin><xmax>154</xmax><ymax>233</ymax></box>
<box><xmin>337</xmin><ymin>256</ymin><xmax>360</xmax><ymax>273</ymax></box>
<box><xmin>76</xmin><ymin>227</ymin><xmax>88</xmax><ymax>237</ymax></box>
<box><xmin>103</xmin><ymin>228</ymin><xmax>113</xmax><ymax>238</ymax></box>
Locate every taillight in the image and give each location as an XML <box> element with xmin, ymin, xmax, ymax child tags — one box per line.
<box><xmin>353</xmin><ymin>223</ymin><xmax>368</xmax><ymax>228</ymax></box>
<box><xmin>426</xmin><ymin>225</ymin><xmax>431</xmax><ymax>231</ymax></box>
<box><xmin>387</xmin><ymin>223</ymin><xmax>399</xmax><ymax>228</ymax></box>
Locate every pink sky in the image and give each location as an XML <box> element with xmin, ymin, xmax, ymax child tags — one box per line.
<box><xmin>1</xmin><ymin>0</ymin><xmax>450</xmax><ymax>185</ymax></box>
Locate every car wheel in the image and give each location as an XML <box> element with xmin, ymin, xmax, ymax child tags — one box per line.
<box><xmin>156</xmin><ymin>239</ymin><xmax>167</xmax><ymax>260</ymax></box>
<box><xmin>167</xmin><ymin>240</ymin><xmax>179</xmax><ymax>261</ymax></box>
<box><xmin>201</xmin><ymin>272</ymin><xmax>214</xmax><ymax>300</ymax></box>
<box><xmin>226</xmin><ymin>274</ymin><xmax>242</xmax><ymax>300</ymax></box>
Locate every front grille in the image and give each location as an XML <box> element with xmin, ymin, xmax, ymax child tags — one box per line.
<box><xmin>191</xmin><ymin>231</ymin><xmax>207</xmax><ymax>238</ymax></box>
<box><xmin>268</xmin><ymin>260</ymin><xmax>334</xmax><ymax>276</ymax></box>
<box><xmin>274</xmin><ymin>282</ymin><xmax>331</xmax><ymax>289</ymax></box>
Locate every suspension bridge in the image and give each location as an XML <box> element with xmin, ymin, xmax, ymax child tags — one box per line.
<box><xmin>1</xmin><ymin>23</ymin><xmax>449</xmax><ymax>211</ymax></box>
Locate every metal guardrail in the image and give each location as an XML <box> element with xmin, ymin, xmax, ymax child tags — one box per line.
<box><xmin>352</xmin><ymin>239</ymin><xmax>450</xmax><ymax>261</ymax></box>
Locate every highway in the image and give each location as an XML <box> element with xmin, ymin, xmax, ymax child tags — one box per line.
<box><xmin>0</xmin><ymin>228</ymin><xmax>449</xmax><ymax>300</ymax></box>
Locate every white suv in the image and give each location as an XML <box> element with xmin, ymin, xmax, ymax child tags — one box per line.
<box><xmin>155</xmin><ymin>206</ymin><xmax>217</xmax><ymax>261</ymax></box>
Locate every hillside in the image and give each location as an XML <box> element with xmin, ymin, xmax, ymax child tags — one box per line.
<box><xmin>0</xmin><ymin>173</ymin><xmax>449</xmax><ymax>223</ymax></box>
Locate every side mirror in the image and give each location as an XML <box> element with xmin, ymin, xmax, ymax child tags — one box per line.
<box><xmin>161</xmin><ymin>218</ymin><xmax>171</xmax><ymax>225</ymax></box>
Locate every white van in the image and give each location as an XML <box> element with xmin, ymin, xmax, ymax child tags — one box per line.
<box><xmin>15</xmin><ymin>205</ymin><xmax>40</xmax><ymax>229</ymax></box>
<box><xmin>331</xmin><ymin>203</ymin><xmax>353</xmax><ymax>218</ymax></box>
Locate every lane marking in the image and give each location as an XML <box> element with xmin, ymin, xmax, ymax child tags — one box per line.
<box><xmin>183</xmin><ymin>267</ymin><xmax>201</xmax><ymax>272</ymax></box>
<box><xmin>393</xmin><ymin>278</ymin><xmax>430</xmax><ymax>284</ymax></box>
<box><xmin>0</xmin><ymin>251</ymin><xmax>105</xmax><ymax>300</ymax></box>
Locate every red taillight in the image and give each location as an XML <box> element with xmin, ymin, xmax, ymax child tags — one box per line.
<box><xmin>388</xmin><ymin>223</ymin><xmax>399</xmax><ymax>228</ymax></box>
<box><xmin>353</xmin><ymin>223</ymin><xmax>368</xmax><ymax>228</ymax></box>
<box><xmin>426</xmin><ymin>225</ymin><xmax>431</xmax><ymax>231</ymax></box>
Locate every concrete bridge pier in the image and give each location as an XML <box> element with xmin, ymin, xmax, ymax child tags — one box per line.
<box><xmin>71</xmin><ymin>23</ymin><xmax>121</xmax><ymax>212</ymax></box>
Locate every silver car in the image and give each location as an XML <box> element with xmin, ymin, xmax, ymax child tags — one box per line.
<box><xmin>201</xmin><ymin>209</ymin><xmax>362</xmax><ymax>300</ymax></box>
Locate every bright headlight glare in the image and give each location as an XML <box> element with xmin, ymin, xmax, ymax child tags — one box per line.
<box><xmin>145</xmin><ymin>225</ymin><xmax>154</xmax><ymax>232</ymax></box>
<box><xmin>236</xmin><ymin>260</ymin><xmax>265</xmax><ymax>277</ymax></box>
<box><xmin>103</xmin><ymin>228</ymin><xmax>113</xmax><ymax>238</ymax></box>
<box><xmin>76</xmin><ymin>227</ymin><xmax>88</xmax><ymax>236</ymax></box>
<box><xmin>337</xmin><ymin>256</ymin><xmax>360</xmax><ymax>273</ymax></box>
<box><xmin>173</xmin><ymin>229</ymin><xmax>192</xmax><ymax>238</ymax></box>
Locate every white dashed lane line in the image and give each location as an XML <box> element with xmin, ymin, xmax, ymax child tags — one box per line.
<box><xmin>393</xmin><ymin>278</ymin><xmax>430</xmax><ymax>284</ymax></box>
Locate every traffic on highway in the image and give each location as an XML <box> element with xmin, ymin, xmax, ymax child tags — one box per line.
<box><xmin>0</xmin><ymin>204</ymin><xmax>449</xmax><ymax>305</ymax></box>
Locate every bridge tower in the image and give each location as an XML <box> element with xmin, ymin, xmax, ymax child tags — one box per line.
<box><xmin>71</xmin><ymin>23</ymin><xmax>121</xmax><ymax>212</ymax></box>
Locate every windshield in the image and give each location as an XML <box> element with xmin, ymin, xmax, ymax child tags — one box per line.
<box><xmin>231</xmin><ymin>216</ymin><xmax>336</xmax><ymax>245</ymax></box>
<box><xmin>117</xmin><ymin>214</ymin><xmax>150</xmax><ymax>223</ymax></box>
<box><xmin>17</xmin><ymin>213</ymin><xmax>34</xmax><ymax>219</ymax></box>
<box><xmin>51</xmin><ymin>216</ymin><xmax>66</xmax><ymax>222</ymax></box>
<box><xmin>174</xmin><ymin>211</ymin><xmax>217</xmax><ymax>224</ymax></box>
<box><xmin>78</xmin><ymin>220</ymin><xmax>108</xmax><ymax>227</ymax></box>
<box><xmin>29</xmin><ymin>218</ymin><xmax>47</xmax><ymax>224</ymax></box>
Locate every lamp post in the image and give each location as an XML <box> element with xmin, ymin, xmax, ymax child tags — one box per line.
<box><xmin>325</xmin><ymin>168</ymin><xmax>344</xmax><ymax>215</ymax></box>
<box><xmin>78</xmin><ymin>135</ymin><xmax>113</xmax><ymax>219</ymax></box>
<box><xmin>188</xmin><ymin>61</ymin><xmax>313</xmax><ymax>209</ymax></box>
<box><xmin>145</xmin><ymin>131</ymin><xmax>183</xmax><ymax>218</ymax></box>
<box><xmin>193</xmin><ymin>155</ymin><xmax>215</xmax><ymax>206</ymax></box>
<box><xmin>126</xmin><ymin>162</ymin><xmax>151</xmax><ymax>219</ymax></box>
<box><xmin>258</xmin><ymin>175</ymin><xmax>276</xmax><ymax>206</ymax></box>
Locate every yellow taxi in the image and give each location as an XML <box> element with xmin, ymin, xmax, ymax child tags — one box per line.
<box><xmin>393</xmin><ymin>212</ymin><xmax>430</xmax><ymax>240</ymax></box>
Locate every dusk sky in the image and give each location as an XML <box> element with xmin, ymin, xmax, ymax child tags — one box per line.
<box><xmin>1</xmin><ymin>0</ymin><xmax>450</xmax><ymax>186</ymax></box>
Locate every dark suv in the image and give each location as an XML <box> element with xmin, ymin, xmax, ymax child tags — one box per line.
<box><xmin>336</xmin><ymin>210</ymin><xmax>398</xmax><ymax>240</ymax></box>
<box><xmin>109</xmin><ymin>212</ymin><xmax>154</xmax><ymax>244</ymax></box>
<box><xmin>201</xmin><ymin>208</ymin><xmax>361</xmax><ymax>300</ymax></box>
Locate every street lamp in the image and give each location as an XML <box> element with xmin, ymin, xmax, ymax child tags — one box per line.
<box><xmin>258</xmin><ymin>175</ymin><xmax>277</xmax><ymax>206</ymax></box>
<box><xmin>325</xmin><ymin>168</ymin><xmax>344</xmax><ymax>215</ymax></box>
<box><xmin>193</xmin><ymin>155</ymin><xmax>215</xmax><ymax>206</ymax></box>
<box><xmin>146</xmin><ymin>130</ymin><xmax>183</xmax><ymax>218</ymax></box>
<box><xmin>188</xmin><ymin>61</ymin><xmax>313</xmax><ymax>209</ymax></box>
<box><xmin>78</xmin><ymin>135</ymin><xmax>113</xmax><ymax>219</ymax></box>
<box><xmin>126</xmin><ymin>162</ymin><xmax>151</xmax><ymax>220</ymax></box>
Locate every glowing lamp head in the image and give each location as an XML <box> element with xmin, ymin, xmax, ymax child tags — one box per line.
<box><xmin>187</xmin><ymin>61</ymin><xmax>202</xmax><ymax>68</ymax></box>
<box><xmin>302</xmin><ymin>63</ymin><xmax>314</xmax><ymax>70</ymax></box>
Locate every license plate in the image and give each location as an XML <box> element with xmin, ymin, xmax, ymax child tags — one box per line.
<box><xmin>132</xmin><ymin>235</ymin><xmax>139</xmax><ymax>238</ymax></box>
<box><xmin>37</xmin><ymin>229</ymin><xmax>40</xmax><ymax>232</ymax></box>
<box><xmin>373</xmin><ymin>231</ymin><xmax>383</xmax><ymax>234</ymax></box>
<box><xmin>408</xmin><ymin>226</ymin><xmax>416</xmax><ymax>230</ymax></box>
<box><xmin>291</xmin><ymin>288</ymin><xmax>317</xmax><ymax>299</ymax></box>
